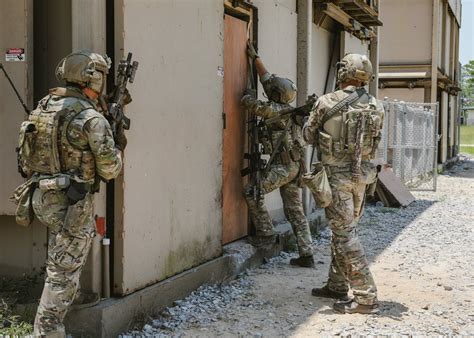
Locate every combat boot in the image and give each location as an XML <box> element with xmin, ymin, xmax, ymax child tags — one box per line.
<box><xmin>311</xmin><ymin>285</ymin><xmax>350</xmax><ymax>302</ymax></box>
<box><xmin>333</xmin><ymin>300</ymin><xmax>379</xmax><ymax>314</ymax></box>
<box><xmin>247</xmin><ymin>234</ymin><xmax>277</xmax><ymax>247</ymax></box>
<box><xmin>289</xmin><ymin>255</ymin><xmax>315</xmax><ymax>268</ymax></box>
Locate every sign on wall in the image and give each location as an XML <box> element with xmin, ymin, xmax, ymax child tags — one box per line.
<box><xmin>5</xmin><ymin>48</ymin><xmax>25</xmax><ymax>62</ymax></box>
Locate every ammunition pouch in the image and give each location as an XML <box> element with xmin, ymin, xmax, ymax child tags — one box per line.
<box><xmin>370</xmin><ymin>135</ymin><xmax>382</xmax><ymax>158</ymax></box>
<box><xmin>38</xmin><ymin>175</ymin><xmax>71</xmax><ymax>192</ymax></box>
<box><xmin>318</xmin><ymin>131</ymin><xmax>333</xmax><ymax>157</ymax></box>
<box><xmin>66</xmin><ymin>181</ymin><xmax>90</xmax><ymax>205</ymax></box>
<box><xmin>290</xmin><ymin>146</ymin><xmax>302</xmax><ymax>162</ymax></box>
<box><xmin>279</xmin><ymin>150</ymin><xmax>292</xmax><ymax>165</ymax></box>
<box><xmin>10</xmin><ymin>177</ymin><xmax>38</xmax><ymax>227</ymax></box>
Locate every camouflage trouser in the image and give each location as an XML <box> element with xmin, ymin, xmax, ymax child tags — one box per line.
<box><xmin>31</xmin><ymin>188</ymin><xmax>95</xmax><ymax>337</ymax></box>
<box><xmin>324</xmin><ymin>171</ymin><xmax>377</xmax><ymax>305</ymax></box>
<box><xmin>244</xmin><ymin>161</ymin><xmax>313</xmax><ymax>257</ymax></box>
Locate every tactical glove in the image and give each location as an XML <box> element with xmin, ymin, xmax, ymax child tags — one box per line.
<box><xmin>115</xmin><ymin>124</ymin><xmax>128</xmax><ymax>151</ymax></box>
<box><xmin>247</xmin><ymin>42</ymin><xmax>259</xmax><ymax>60</ymax></box>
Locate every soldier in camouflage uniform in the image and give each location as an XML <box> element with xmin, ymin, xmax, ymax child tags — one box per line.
<box><xmin>303</xmin><ymin>53</ymin><xmax>384</xmax><ymax>313</ymax></box>
<box><xmin>11</xmin><ymin>50</ymin><xmax>126</xmax><ymax>336</ymax></box>
<box><xmin>242</xmin><ymin>44</ymin><xmax>314</xmax><ymax>267</ymax></box>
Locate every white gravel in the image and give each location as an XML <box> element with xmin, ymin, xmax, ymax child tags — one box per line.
<box><xmin>122</xmin><ymin>155</ymin><xmax>474</xmax><ymax>337</ymax></box>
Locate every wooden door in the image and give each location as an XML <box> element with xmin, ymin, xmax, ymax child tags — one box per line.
<box><xmin>222</xmin><ymin>14</ymin><xmax>249</xmax><ymax>244</ymax></box>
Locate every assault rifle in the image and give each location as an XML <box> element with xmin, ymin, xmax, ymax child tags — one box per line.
<box><xmin>106</xmin><ymin>52</ymin><xmax>139</xmax><ymax>137</ymax></box>
<box><xmin>265</xmin><ymin>93</ymin><xmax>317</xmax><ymax>125</ymax></box>
<box><xmin>241</xmin><ymin>109</ymin><xmax>266</xmax><ymax>202</ymax></box>
<box><xmin>241</xmin><ymin>94</ymin><xmax>318</xmax><ymax>201</ymax></box>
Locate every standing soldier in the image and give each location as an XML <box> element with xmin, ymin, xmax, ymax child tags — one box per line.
<box><xmin>11</xmin><ymin>50</ymin><xmax>127</xmax><ymax>336</ymax></box>
<box><xmin>242</xmin><ymin>44</ymin><xmax>314</xmax><ymax>267</ymax></box>
<box><xmin>303</xmin><ymin>53</ymin><xmax>384</xmax><ymax>313</ymax></box>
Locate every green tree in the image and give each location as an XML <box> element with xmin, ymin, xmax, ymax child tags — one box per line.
<box><xmin>461</xmin><ymin>60</ymin><xmax>474</xmax><ymax>106</ymax></box>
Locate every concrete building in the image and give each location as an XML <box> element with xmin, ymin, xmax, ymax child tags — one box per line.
<box><xmin>378</xmin><ymin>0</ymin><xmax>462</xmax><ymax>164</ymax></box>
<box><xmin>463</xmin><ymin>106</ymin><xmax>474</xmax><ymax>125</ymax></box>
<box><xmin>0</xmin><ymin>0</ymin><xmax>381</xmax><ymax>335</ymax></box>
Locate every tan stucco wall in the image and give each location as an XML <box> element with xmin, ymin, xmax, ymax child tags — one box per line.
<box><xmin>379</xmin><ymin>88</ymin><xmax>426</xmax><ymax>103</ymax></box>
<box><xmin>440</xmin><ymin>91</ymin><xmax>449</xmax><ymax>162</ymax></box>
<box><xmin>0</xmin><ymin>217</ymin><xmax>46</xmax><ymax>277</ymax></box>
<box><xmin>310</xmin><ymin>25</ymin><xmax>332</xmax><ymax>95</ymax></box>
<box><xmin>115</xmin><ymin>0</ymin><xmax>225</xmax><ymax>294</ymax></box>
<box><xmin>343</xmin><ymin>31</ymin><xmax>369</xmax><ymax>56</ymax></box>
<box><xmin>449</xmin><ymin>95</ymin><xmax>456</xmax><ymax>146</ymax></box>
<box><xmin>0</xmin><ymin>0</ymin><xmax>33</xmax><ymax>215</ymax></box>
<box><xmin>379</xmin><ymin>0</ymin><xmax>433</xmax><ymax>65</ymax></box>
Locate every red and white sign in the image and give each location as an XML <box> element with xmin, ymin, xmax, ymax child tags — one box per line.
<box><xmin>5</xmin><ymin>48</ymin><xmax>25</xmax><ymax>62</ymax></box>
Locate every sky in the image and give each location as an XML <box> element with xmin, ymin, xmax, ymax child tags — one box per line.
<box><xmin>460</xmin><ymin>0</ymin><xmax>474</xmax><ymax>65</ymax></box>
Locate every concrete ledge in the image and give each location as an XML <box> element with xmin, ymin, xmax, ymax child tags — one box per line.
<box><xmin>65</xmin><ymin>210</ymin><xmax>326</xmax><ymax>337</ymax></box>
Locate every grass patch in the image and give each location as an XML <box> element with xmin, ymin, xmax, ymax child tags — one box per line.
<box><xmin>460</xmin><ymin>125</ymin><xmax>474</xmax><ymax>145</ymax></box>
<box><xmin>0</xmin><ymin>300</ymin><xmax>33</xmax><ymax>336</ymax></box>
<box><xmin>0</xmin><ymin>274</ymin><xmax>43</xmax><ymax>336</ymax></box>
<box><xmin>460</xmin><ymin>146</ymin><xmax>474</xmax><ymax>156</ymax></box>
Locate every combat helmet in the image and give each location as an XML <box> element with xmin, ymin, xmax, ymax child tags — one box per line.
<box><xmin>336</xmin><ymin>53</ymin><xmax>374</xmax><ymax>85</ymax></box>
<box><xmin>261</xmin><ymin>74</ymin><xmax>297</xmax><ymax>104</ymax></box>
<box><xmin>56</xmin><ymin>50</ymin><xmax>111</xmax><ymax>94</ymax></box>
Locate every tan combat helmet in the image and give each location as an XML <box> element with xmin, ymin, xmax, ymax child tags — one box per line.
<box><xmin>336</xmin><ymin>53</ymin><xmax>374</xmax><ymax>86</ymax></box>
<box><xmin>56</xmin><ymin>50</ymin><xmax>111</xmax><ymax>94</ymax></box>
<box><xmin>261</xmin><ymin>74</ymin><xmax>297</xmax><ymax>104</ymax></box>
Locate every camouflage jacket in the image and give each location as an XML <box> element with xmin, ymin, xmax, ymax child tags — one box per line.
<box><xmin>25</xmin><ymin>87</ymin><xmax>122</xmax><ymax>181</ymax></box>
<box><xmin>241</xmin><ymin>95</ymin><xmax>304</xmax><ymax>158</ymax></box>
<box><xmin>303</xmin><ymin>85</ymin><xmax>384</xmax><ymax>166</ymax></box>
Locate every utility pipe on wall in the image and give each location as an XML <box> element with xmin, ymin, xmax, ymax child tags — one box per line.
<box><xmin>296</xmin><ymin>0</ymin><xmax>312</xmax><ymax>214</ymax></box>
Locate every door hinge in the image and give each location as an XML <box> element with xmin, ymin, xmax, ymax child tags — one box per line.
<box><xmin>223</xmin><ymin>112</ymin><xmax>227</xmax><ymax>129</ymax></box>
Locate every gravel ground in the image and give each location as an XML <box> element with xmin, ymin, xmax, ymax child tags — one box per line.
<box><xmin>122</xmin><ymin>156</ymin><xmax>474</xmax><ymax>337</ymax></box>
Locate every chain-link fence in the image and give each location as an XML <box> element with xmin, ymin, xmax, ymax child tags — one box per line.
<box><xmin>383</xmin><ymin>101</ymin><xmax>439</xmax><ymax>191</ymax></box>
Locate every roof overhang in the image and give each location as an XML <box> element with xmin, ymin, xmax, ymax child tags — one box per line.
<box><xmin>314</xmin><ymin>0</ymin><xmax>382</xmax><ymax>40</ymax></box>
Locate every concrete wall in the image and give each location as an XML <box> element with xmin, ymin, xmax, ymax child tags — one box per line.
<box><xmin>309</xmin><ymin>25</ymin><xmax>333</xmax><ymax>95</ymax></box>
<box><xmin>0</xmin><ymin>217</ymin><xmax>46</xmax><ymax>277</ymax></box>
<box><xmin>379</xmin><ymin>88</ymin><xmax>426</xmax><ymax>103</ymax></box>
<box><xmin>115</xmin><ymin>0</ymin><xmax>225</xmax><ymax>295</ymax></box>
<box><xmin>0</xmin><ymin>0</ymin><xmax>42</xmax><ymax>277</ymax></box>
<box><xmin>443</xmin><ymin>8</ymin><xmax>452</xmax><ymax>73</ymax></box>
<box><xmin>440</xmin><ymin>91</ymin><xmax>449</xmax><ymax>162</ymax></box>
<box><xmin>0</xmin><ymin>0</ymin><xmax>33</xmax><ymax>215</ymax></box>
<box><xmin>113</xmin><ymin>0</ymin><xmax>301</xmax><ymax>294</ymax></box>
<box><xmin>253</xmin><ymin>0</ymin><xmax>298</xmax><ymax>220</ymax></box>
<box><xmin>467</xmin><ymin>110</ymin><xmax>474</xmax><ymax>126</ymax></box>
<box><xmin>379</xmin><ymin>0</ymin><xmax>433</xmax><ymax>65</ymax></box>
<box><xmin>343</xmin><ymin>31</ymin><xmax>369</xmax><ymax>56</ymax></box>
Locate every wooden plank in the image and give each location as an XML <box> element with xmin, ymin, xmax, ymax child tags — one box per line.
<box><xmin>319</xmin><ymin>3</ymin><xmax>352</xmax><ymax>28</ymax></box>
<box><xmin>222</xmin><ymin>14</ymin><xmax>249</xmax><ymax>244</ymax></box>
<box><xmin>377</xmin><ymin>168</ymin><xmax>416</xmax><ymax>207</ymax></box>
<box><xmin>375</xmin><ymin>183</ymin><xmax>390</xmax><ymax>207</ymax></box>
<box><xmin>224</xmin><ymin>0</ymin><xmax>251</xmax><ymax>17</ymax></box>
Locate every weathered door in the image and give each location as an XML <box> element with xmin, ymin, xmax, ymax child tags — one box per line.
<box><xmin>222</xmin><ymin>14</ymin><xmax>248</xmax><ymax>244</ymax></box>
